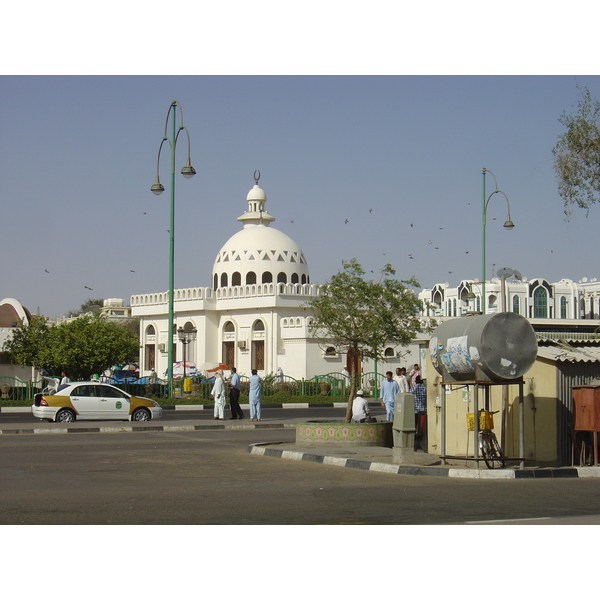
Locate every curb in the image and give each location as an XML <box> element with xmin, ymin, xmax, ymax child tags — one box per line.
<box><xmin>1</xmin><ymin>402</ymin><xmax>354</xmax><ymax>413</ymax></box>
<box><xmin>0</xmin><ymin>422</ymin><xmax>294</xmax><ymax>436</ymax></box>
<box><xmin>247</xmin><ymin>442</ymin><xmax>600</xmax><ymax>479</ymax></box>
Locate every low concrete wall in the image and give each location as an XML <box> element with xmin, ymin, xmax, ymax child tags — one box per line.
<box><xmin>296</xmin><ymin>420</ymin><xmax>393</xmax><ymax>447</ymax></box>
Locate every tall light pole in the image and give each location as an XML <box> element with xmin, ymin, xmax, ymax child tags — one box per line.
<box><xmin>151</xmin><ymin>101</ymin><xmax>196</xmax><ymax>398</ymax></box>
<box><xmin>482</xmin><ymin>168</ymin><xmax>514</xmax><ymax>314</ymax></box>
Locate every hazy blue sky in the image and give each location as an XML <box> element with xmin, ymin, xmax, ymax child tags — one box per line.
<box><xmin>2</xmin><ymin>74</ymin><xmax>600</xmax><ymax>317</ymax></box>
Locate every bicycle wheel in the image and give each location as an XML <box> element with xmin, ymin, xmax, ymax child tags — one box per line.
<box><xmin>480</xmin><ymin>431</ymin><xmax>505</xmax><ymax>469</ymax></box>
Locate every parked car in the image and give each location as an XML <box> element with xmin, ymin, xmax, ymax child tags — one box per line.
<box><xmin>32</xmin><ymin>381</ymin><xmax>163</xmax><ymax>423</ymax></box>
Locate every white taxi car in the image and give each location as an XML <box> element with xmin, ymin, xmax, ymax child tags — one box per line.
<box><xmin>32</xmin><ymin>381</ymin><xmax>163</xmax><ymax>423</ymax></box>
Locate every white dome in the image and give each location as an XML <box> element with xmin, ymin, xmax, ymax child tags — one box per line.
<box><xmin>211</xmin><ymin>175</ymin><xmax>310</xmax><ymax>289</ymax></box>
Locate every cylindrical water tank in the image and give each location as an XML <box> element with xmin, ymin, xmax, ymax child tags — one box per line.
<box><xmin>429</xmin><ymin>312</ymin><xmax>537</xmax><ymax>382</ymax></box>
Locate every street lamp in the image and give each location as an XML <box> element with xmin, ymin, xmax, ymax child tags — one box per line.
<box><xmin>482</xmin><ymin>168</ymin><xmax>514</xmax><ymax>314</ymax></box>
<box><xmin>177</xmin><ymin>326</ymin><xmax>197</xmax><ymax>383</ymax></box>
<box><xmin>151</xmin><ymin>101</ymin><xmax>196</xmax><ymax>398</ymax></box>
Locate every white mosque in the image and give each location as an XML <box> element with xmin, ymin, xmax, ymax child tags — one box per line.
<box><xmin>130</xmin><ymin>173</ymin><xmax>424</xmax><ymax>380</ymax></box>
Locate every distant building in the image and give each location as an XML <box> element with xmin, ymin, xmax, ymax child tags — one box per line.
<box><xmin>0</xmin><ymin>297</ymin><xmax>36</xmax><ymax>380</ymax></box>
<box><xmin>130</xmin><ymin>175</ymin><xmax>424</xmax><ymax>381</ymax></box>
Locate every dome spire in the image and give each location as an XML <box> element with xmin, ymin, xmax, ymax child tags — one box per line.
<box><xmin>237</xmin><ymin>170</ymin><xmax>275</xmax><ymax>228</ymax></box>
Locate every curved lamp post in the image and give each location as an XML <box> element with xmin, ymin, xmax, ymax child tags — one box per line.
<box><xmin>482</xmin><ymin>168</ymin><xmax>514</xmax><ymax>314</ymax></box>
<box><xmin>151</xmin><ymin>101</ymin><xmax>196</xmax><ymax>397</ymax></box>
<box><xmin>177</xmin><ymin>326</ymin><xmax>197</xmax><ymax>384</ymax></box>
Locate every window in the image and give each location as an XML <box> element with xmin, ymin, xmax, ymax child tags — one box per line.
<box><xmin>213</xmin><ymin>274</ymin><xmax>218</xmax><ymax>290</ymax></box>
<box><xmin>561</xmin><ymin>296</ymin><xmax>568</xmax><ymax>319</ymax></box>
<box><xmin>277</xmin><ymin>272</ymin><xmax>287</xmax><ymax>284</ymax></box>
<box><xmin>291</xmin><ymin>273</ymin><xmax>299</xmax><ymax>284</ymax></box>
<box><xmin>220</xmin><ymin>273</ymin><xmax>228</xmax><ymax>287</ymax></box>
<box><xmin>384</xmin><ymin>347</ymin><xmax>395</xmax><ymax>357</ymax></box>
<box><xmin>232</xmin><ymin>272</ymin><xmax>241</xmax><ymax>286</ymax></box>
<box><xmin>512</xmin><ymin>295</ymin><xmax>520</xmax><ymax>314</ymax></box>
<box><xmin>533</xmin><ymin>287</ymin><xmax>548</xmax><ymax>318</ymax></box>
<box><xmin>246</xmin><ymin>271</ymin><xmax>257</xmax><ymax>285</ymax></box>
<box><xmin>262</xmin><ymin>271</ymin><xmax>273</xmax><ymax>283</ymax></box>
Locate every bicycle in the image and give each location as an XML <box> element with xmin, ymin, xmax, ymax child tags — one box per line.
<box><xmin>468</xmin><ymin>410</ymin><xmax>506</xmax><ymax>469</ymax></box>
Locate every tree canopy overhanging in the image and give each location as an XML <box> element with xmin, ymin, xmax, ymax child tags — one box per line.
<box><xmin>553</xmin><ymin>83</ymin><xmax>600</xmax><ymax>216</ymax></box>
<box><xmin>305</xmin><ymin>259</ymin><xmax>433</xmax><ymax>422</ymax></box>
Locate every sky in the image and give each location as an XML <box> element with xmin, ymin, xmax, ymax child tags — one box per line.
<box><xmin>2</xmin><ymin>74</ymin><xmax>600</xmax><ymax>318</ymax></box>
<box><xmin>4</xmin><ymin>1</ymin><xmax>600</xmax><ymax>589</ymax></box>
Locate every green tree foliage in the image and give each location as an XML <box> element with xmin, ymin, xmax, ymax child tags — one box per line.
<box><xmin>3</xmin><ymin>314</ymin><xmax>139</xmax><ymax>380</ymax></box>
<box><xmin>65</xmin><ymin>298</ymin><xmax>105</xmax><ymax>318</ymax></box>
<box><xmin>553</xmin><ymin>84</ymin><xmax>600</xmax><ymax>215</ymax></box>
<box><xmin>306</xmin><ymin>259</ymin><xmax>431</xmax><ymax>422</ymax></box>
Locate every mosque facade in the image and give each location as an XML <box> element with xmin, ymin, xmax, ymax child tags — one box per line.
<box><xmin>130</xmin><ymin>174</ymin><xmax>424</xmax><ymax>380</ymax></box>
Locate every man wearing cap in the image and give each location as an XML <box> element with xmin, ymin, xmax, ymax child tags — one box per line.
<box><xmin>210</xmin><ymin>370</ymin><xmax>226</xmax><ymax>420</ymax></box>
<box><xmin>352</xmin><ymin>389</ymin><xmax>371</xmax><ymax>423</ymax></box>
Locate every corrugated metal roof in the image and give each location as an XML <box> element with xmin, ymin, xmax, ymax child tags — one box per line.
<box><xmin>536</xmin><ymin>345</ymin><xmax>600</xmax><ymax>363</ymax></box>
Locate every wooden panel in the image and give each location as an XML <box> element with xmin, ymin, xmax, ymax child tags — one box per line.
<box><xmin>572</xmin><ymin>387</ymin><xmax>600</xmax><ymax>432</ymax></box>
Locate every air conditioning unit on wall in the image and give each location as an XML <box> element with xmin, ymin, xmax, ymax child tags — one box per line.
<box><xmin>237</xmin><ymin>340</ymin><xmax>247</xmax><ymax>349</ymax></box>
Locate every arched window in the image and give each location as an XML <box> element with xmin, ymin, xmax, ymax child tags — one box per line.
<box><xmin>224</xmin><ymin>321</ymin><xmax>235</xmax><ymax>332</ymax></box>
<box><xmin>561</xmin><ymin>296</ymin><xmax>568</xmax><ymax>319</ymax></box>
<box><xmin>246</xmin><ymin>271</ymin><xmax>257</xmax><ymax>285</ymax></box>
<box><xmin>291</xmin><ymin>273</ymin><xmax>299</xmax><ymax>284</ymax></box>
<box><xmin>146</xmin><ymin>325</ymin><xmax>155</xmax><ymax>336</ymax></box>
<box><xmin>301</xmin><ymin>274</ymin><xmax>307</xmax><ymax>284</ymax></box>
<box><xmin>325</xmin><ymin>346</ymin><xmax>337</xmax><ymax>356</ymax></box>
<box><xmin>232</xmin><ymin>272</ymin><xmax>241</xmax><ymax>286</ymax></box>
<box><xmin>262</xmin><ymin>271</ymin><xmax>273</xmax><ymax>283</ymax></box>
<box><xmin>277</xmin><ymin>272</ymin><xmax>287</xmax><ymax>284</ymax></box>
<box><xmin>213</xmin><ymin>274</ymin><xmax>218</xmax><ymax>290</ymax></box>
<box><xmin>384</xmin><ymin>347</ymin><xmax>395</xmax><ymax>357</ymax></box>
<box><xmin>534</xmin><ymin>287</ymin><xmax>548</xmax><ymax>318</ymax></box>
<box><xmin>512</xmin><ymin>295</ymin><xmax>519</xmax><ymax>314</ymax></box>
<box><xmin>220</xmin><ymin>273</ymin><xmax>228</xmax><ymax>288</ymax></box>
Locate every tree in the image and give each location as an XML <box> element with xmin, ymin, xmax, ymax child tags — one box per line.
<box><xmin>3</xmin><ymin>314</ymin><xmax>139</xmax><ymax>380</ymax></box>
<box><xmin>306</xmin><ymin>259</ymin><xmax>432</xmax><ymax>423</ymax></box>
<box><xmin>553</xmin><ymin>83</ymin><xmax>600</xmax><ymax>216</ymax></box>
<box><xmin>65</xmin><ymin>298</ymin><xmax>104</xmax><ymax>318</ymax></box>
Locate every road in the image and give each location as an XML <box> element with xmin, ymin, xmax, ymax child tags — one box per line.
<box><xmin>2</xmin><ymin>423</ymin><xmax>600</xmax><ymax>525</ymax></box>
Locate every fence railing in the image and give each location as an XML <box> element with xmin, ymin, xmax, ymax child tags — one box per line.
<box><xmin>0</xmin><ymin>372</ymin><xmax>388</xmax><ymax>401</ymax></box>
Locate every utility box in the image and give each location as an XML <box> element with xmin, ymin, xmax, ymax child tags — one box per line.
<box><xmin>392</xmin><ymin>393</ymin><xmax>416</xmax><ymax>464</ymax></box>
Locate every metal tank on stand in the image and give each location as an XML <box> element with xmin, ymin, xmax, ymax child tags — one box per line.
<box><xmin>429</xmin><ymin>312</ymin><xmax>537</xmax><ymax>468</ymax></box>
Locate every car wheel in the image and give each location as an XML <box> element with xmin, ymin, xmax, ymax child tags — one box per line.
<box><xmin>132</xmin><ymin>408</ymin><xmax>151</xmax><ymax>422</ymax></box>
<box><xmin>55</xmin><ymin>408</ymin><xmax>76</xmax><ymax>423</ymax></box>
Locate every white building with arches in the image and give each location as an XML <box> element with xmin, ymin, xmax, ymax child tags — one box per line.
<box><xmin>131</xmin><ymin>174</ymin><xmax>424</xmax><ymax>380</ymax></box>
<box><xmin>418</xmin><ymin>276</ymin><xmax>600</xmax><ymax>333</ymax></box>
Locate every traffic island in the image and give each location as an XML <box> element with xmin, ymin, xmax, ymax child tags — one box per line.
<box><xmin>295</xmin><ymin>420</ymin><xmax>392</xmax><ymax>447</ymax></box>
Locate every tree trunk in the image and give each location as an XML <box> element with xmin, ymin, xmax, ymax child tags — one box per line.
<box><xmin>345</xmin><ymin>344</ymin><xmax>360</xmax><ymax>423</ymax></box>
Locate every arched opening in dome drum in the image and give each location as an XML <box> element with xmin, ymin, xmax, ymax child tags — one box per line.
<box><xmin>277</xmin><ymin>272</ymin><xmax>287</xmax><ymax>284</ymax></box>
<box><xmin>262</xmin><ymin>272</ymin><xmax>273</xmax><ymax>283</ymax></box>
<box><xmin>221</xmin><ymin>273</ymin><xmax>228</xmax><ymax>287</ymax></box>
<box><xmin>232</xmin><ymin>272</ymin><xmax>241</xmax><ymax>286</ymax></box>
<box><xmin>246</xmin><ymin>271</ymin><xmax>257</xmax><ymax>285</ymax></box>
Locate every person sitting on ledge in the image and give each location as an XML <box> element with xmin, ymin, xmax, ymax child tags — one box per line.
<box><xmin>352</xmin><ymin>389</ymin><xmax>371</xmax><ymax>423</ymax></box>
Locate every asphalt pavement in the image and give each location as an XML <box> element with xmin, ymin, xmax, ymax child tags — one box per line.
<box><xmin>3</xmin><ymin>402</ymin><xmax>600</xmax><ymax>480</ymax></box>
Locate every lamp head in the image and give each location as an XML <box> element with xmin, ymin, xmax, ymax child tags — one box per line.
<box><xmin>503</xmin><ymin>219</ymin><xmax>515</xmax><ymax>230</ymax></box>
<box><xmin>181</xmin><ymin>162</ymin><xmax>196</xmax><ymax>179</ymax></box>
<box><xmin>151</xmin><ymin>176</ymin><xmax>164</xmax><ymax>195</ymax></box>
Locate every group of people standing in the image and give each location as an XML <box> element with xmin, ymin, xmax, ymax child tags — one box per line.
<box><xmin>351</xmin><ymin>363</ymin><xmax>427</xmax><ymax>451</ymax></box>
<box><xmin>210</xmin><ymin>367</ymin><xmax>263</xmax><ymax>421</ymax></box>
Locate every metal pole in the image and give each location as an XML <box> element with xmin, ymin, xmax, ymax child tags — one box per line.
<box><xmin>473</xmin><ymin>383</ymin><xmax>479</xmax><ymax>462</ymax></box>
<box><xmin>482</xmin><ymin>168</ymin><xmax>486</xmax><ymax>315</ymax></box>
<box><xmin>441</xmin><ymin>383</ymin><xmax>446</xmax><ymax>464</ymax></box>
<box><xmin>167</xmin><ymin>101</ymin><xmax>177</xmax><ymax>399</ymax></box>
<box><xmin>519</xmin><ymin>379</ymin><xmax>525</xmax><ymax>469</ymax></box>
